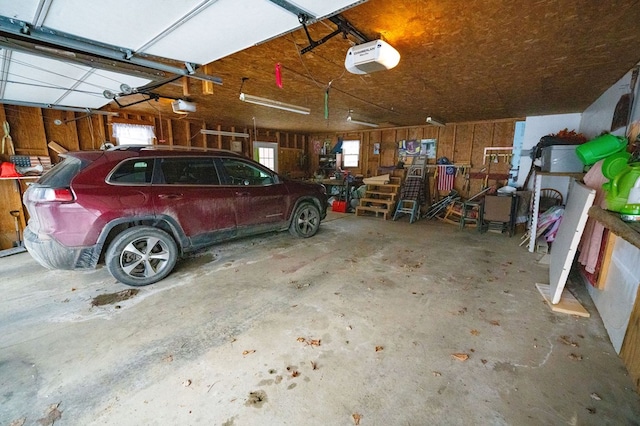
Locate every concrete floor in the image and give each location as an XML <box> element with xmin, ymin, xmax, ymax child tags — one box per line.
<box><xmin>2</xmin><ymin>212</ymin><xmax>640</xmax><ymax>426</ymax></box>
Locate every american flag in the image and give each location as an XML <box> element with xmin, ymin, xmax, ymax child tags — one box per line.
<box><xmin>437</xmin><ymin>165</ymin><xmax>455</xmax><ymax>191</ymax></box>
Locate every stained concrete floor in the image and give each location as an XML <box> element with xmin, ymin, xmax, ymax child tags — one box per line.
<box><xmin>1</xmin><ymin>211</ymin><xmax>640</xmax><ymax>425</ymax></box>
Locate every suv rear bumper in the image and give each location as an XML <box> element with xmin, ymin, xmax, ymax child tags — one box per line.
<box><xmin>23</xmin><ymin>227</ymin><xmax>100</xmax><ymax>270</ymax></box>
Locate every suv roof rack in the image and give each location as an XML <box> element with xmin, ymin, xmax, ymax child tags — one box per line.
<box><xmin>105</xmin><ymin>145</ymin><xmax>237</xmax><ymax>154</ymax></box>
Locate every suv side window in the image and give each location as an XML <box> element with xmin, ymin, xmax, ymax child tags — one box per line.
<box><xmin>108</xmin><ymin>159</ymin><xmax>154</xmax><ymax>184</ymax></box>
<box><xmin>220</xmin><ymin>158</ymin><xmax>275</xmax><ymax>186</ymax></box>
<box><xmin>159</xmin><ymin>157</ymin><xmax>220</xmax><ymax>185</ymax></box>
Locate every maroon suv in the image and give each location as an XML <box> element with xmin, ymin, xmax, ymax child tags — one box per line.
<box><xmin>23</xmin><ymin>146</ymin><xmax>328</xmax><ymax>286</ymax></box>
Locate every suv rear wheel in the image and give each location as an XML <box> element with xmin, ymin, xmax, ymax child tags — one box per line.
<box><xmin>106</xmin><ymin>226</ymin><xmax>178</xmax><ymax>286</ymax></box>
<box><xmin>289</xmin><ymin>202</ymin><xmax>321</xmax><ymax>238</ymax></box>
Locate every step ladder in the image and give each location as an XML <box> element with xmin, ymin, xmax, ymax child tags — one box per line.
<box><xmin>406</xmin><ymin>155</ymin><xmax>427</xmax><ymax>178</ymax></box>
<box><xmin>355</xmin><ymin>176</ymin><xmax>401</xmax><ymax>220</ymax></box>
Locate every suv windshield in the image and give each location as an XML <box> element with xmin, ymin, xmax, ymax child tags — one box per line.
<box><xmin>37</xmin><ymin>155</ymin><xmax>87</xmax><ymax>187</ymax></box>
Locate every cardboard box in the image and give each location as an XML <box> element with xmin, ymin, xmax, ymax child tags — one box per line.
<box><xmin>540</xmin><ymin>145</ymin><xmax>584</xmax><ymax>173</ymax></box>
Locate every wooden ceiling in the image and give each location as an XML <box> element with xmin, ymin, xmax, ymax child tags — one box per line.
<box><xmin>109</xmin><ymin>0</ymin><xmax>640</xmax><ymax>134</ymax></box>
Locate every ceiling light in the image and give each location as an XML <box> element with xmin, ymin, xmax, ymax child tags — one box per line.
<box><xmin>201</xmin><ymin>129</ymin><xmax>249</xmax><ymax>138</ymax></box>
<box><xmin>426</xmin><ymin>116</ymin><xmax>445</xmax><ymax>126</ymax></box>
<box><xmin>345</xmin><ymin>39</ymin><xmax>400</xmax><ymax>74</ymax></box>
<box><xmin>347</xmin><ymin>113</ymin><xmax>379</xmax><ymax>128</ymax></box>
<box><xmin>239</xmin><ymin>92</ymin><xmax>310</xmax><ymax>115</ymax></box>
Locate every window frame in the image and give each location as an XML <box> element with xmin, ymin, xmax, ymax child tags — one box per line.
<box><xmin>341</xmin><ymin>140</ymin><xmax>360</xmax><ymax>168</ymax></box>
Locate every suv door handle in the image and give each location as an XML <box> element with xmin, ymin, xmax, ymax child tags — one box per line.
<box><xmin>158</xmin><ymin>194</ymin><xmax>183</xmax><ymax>200</ymax></box>
<box><xmin>235</xmin><ymin>191</ymin><xmax>250</xmax><ymax>196</ymax></box>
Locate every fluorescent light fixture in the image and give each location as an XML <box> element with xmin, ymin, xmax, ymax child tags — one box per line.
<box><xmin>345</xmin><ymin>39</ymin><xmax>401</xmax><ymax>74</ymax></box>
<box><xmin>426</xmin><ymin>116</ymin><xmax>445</xmax><ymax>126</ymax></box>
<box><xmin>201</xmin><ymin>129</ymin><xmax>249</xmax><ymax>138</ymax></box>
<box><xmin>347</xmin><ymin>114</ymin><xmax>379</xmax><ymax>128</ymax></box>
<box><xmin>239</xmin><ymin>92</ymin><xmax>310</xmax><ymax>115</ymax></box>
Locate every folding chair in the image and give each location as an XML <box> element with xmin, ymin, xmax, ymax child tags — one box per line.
<box><xmin>424</xmin><ymin>190</ymin><xmax>460</xmax><ymax>219</ymax></box>
<box><xmin>393</xmin><ymin>175</ymin><xmax>425</xmax><ymax>223</ymax></box>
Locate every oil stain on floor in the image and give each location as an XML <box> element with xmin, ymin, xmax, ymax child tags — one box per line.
<box><xmin>91</xmin><ymin>289</ymin><xmax>139</xmax><ymax>307</ymax></box>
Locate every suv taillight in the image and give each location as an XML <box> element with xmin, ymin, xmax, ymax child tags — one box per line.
<box><xmin>43</xmin><ymin>188</ymin><xmax>75</xmax><ymax>202</ymax></box>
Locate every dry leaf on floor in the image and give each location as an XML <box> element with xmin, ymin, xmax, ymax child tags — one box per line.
<box><xmin>559</xmin><ymin>335</ymin><xmax>579</xmax><ymax>347</ymax></box>
<box><xmin>451</xmin><ymin>353</ymin><xmax>469</xmax><ymax>361</ymax></box>
<box><xmin>590</xmin><ymin>392</ymin><xmax>602</xmax><ymax>401</ymax></box>
<box><xmin>291</xmin><ymin>370</ymin><xmax>300</xmax><ymax>377</ymax></box>
<box><xmin>242</xmin><ymin>349</ymin><xmax>256</xmax><ymax>356</ymax></box>
<box><xmin>568</xmin><ymin>353</ymin><xmax>583</xmax><ymax>361</ymax></box>
<box><xmin>375</xmin><ymin>346</ymin><xmax>384</xmax><ymax>352</ymax></box>
<box><xmin>587</xmin><ymin>407</ymin><xmax>596</xmax><ymax>414</ymax></box>
<box><xmin>182</xmin><ymin>379</ymin><xmax>192</xmax><ymax>387</ymax></box>
<box><xmin>432</xmin><ymin>371</ymin><xmax>441</xmax><ymax>377</ymax></box>
<box><xmin>298</xmin><ymin>337</ymin><xmax>321</xmax><ymax>347</ymax></box>
<box><xmin>470</xmin><ymin>329</ymin><xmax>480</xmax><ymax>336</ymax></box>
<box><xmin>310</xmin><ymin>361</ymin><xmax>318</xmax><ymax>370</ymax></box>
<box><xmin>352</xmin><ymin>413</ymin><xmax>362</xmax><ymax>425</ymax></box>
<box><xmin>489</xmin><ymin>320</ymin><xmax>500</xmax><ymax>326</ymax></box>
<box><xmin>163</xmin><ymin>354</ymin><xmax>173</xmax><ymax>363</ymax></box>
<box><xmin>9</xmin><ymin>418</ymin><xmax>26</xmax><ymax>426</ymax></box>
<box><xmin>37</xmin><ymin>402</ymin><xmax>62</xmax><ymax>426</ymax></box>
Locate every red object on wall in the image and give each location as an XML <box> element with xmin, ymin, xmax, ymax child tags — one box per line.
<box><xmin>275</xmin><ymin>63</ymin><xmax>283</xmax><ymax>88</ymax></box>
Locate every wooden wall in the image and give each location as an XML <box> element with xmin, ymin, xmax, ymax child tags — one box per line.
<box><xmin>0</xmin><ymin>104</ymin><xmax>308</xmax><ymax>250</ymax></box>
<box><xmin>309</xmin><ymin>118</ymin><xmax>520</xmax><ymax>199</ymax></box>
<box><xmin>0</xmin><ymin>103</ymin><xmax>520</xmax><ymax>250</ymax></box>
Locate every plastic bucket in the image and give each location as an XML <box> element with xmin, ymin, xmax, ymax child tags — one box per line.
<box><xmin>576</xmin><ymin>134</ymin><xmax>627</xmax><ymax>165</ymax></box>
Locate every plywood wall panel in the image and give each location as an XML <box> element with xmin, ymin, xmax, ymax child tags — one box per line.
<box><xmin>172</xmin><ymin>120</ymin><xmax>189</xmax><ymax>146</ymax></box>
<box><xmin>472</xmin><ymin>123</ymin><xmax>492</xmax><ymax>170</ymax></box>
<box><xmin>621</xmin><ymin>287</ymin><xmax>640</xmax><ymax>394</ymax></box>
<box><xmin>43</xmin><ymin>109</ymin><xmax>80</xmax><ymax>159</ymax></box>
<box><xmin>453</xmin><ymin>124</ymin><xmax>474</xmax><ymax>165</ymax></box>
<box><xmin>407</xmin><ymin>127</ymin><xmax>423</xmax><ymax>141</ymax></box>
<box><xmin>0</xmin><ymin>105</ymin><xmax>9</xmax><ymax>162</ymax></box>
<box><xmin>380</xmin><ymin>129</ymin><xmax>398</xmax><ymax>168</ymax></box>
<box><xmin>436</xmin><ymin>125</ymin><xmax>455</xmax><ymax>162</ymax></box>
<box><xmin>76</xmin><ymin>115</ymin><xmax>106</xmax><ymax>152</ymax></box>
<box><xmin>0</xmin><ymin>180</ymin><xmax>23</xmax><ymax>250</ymax></box>
<box><xmin>6</xmin><ymin>106</ymin><xmax>48</xmax><ymax>155</ymax></box>
<box><xmin>493</xmin><ymin>121</ymin><xmax>515</xmax><ymax>147</ymax></box>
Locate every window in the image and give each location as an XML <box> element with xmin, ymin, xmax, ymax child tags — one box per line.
<box><xmin>253</xmin><ymin>141</ymin><xmax>278</xmax><ymax>172</ymax></box>
<box><xmin>108</xmin><ymin>159</ymin><xmax>154</xmax><ymax>184</ymax></box>
<box><xmin>221</xmin><ymin>159</ymin><xmax>275</xmax><ymax>186</ymax></box>
<box><xmin>258</xmin><ymin>147</ymin><xmax>275</xmax><ymax>170</ymax></box>
<box><xmin>112</xmin><ymin>123</ymin><xmax>156</xmax><ymax>146</ymax></box>
<box><xmin>341</xmin><ymin>140</ymin><xmax>360</xmax><ymax>167</ymax></box>
<box><xmin>160</xmin><ymin>158</ymin><xmax>220</xmax><ymax>185</ymax></box>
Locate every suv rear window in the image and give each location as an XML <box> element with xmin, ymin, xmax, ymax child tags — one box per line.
<box><xmin>37</xmin><ymin>155</ymin><xmax>86</xmax><ymax>187</ymax></box>
<box><xmin>109</xmin><ymin>159</ymin><xmax>154</xmax><ymax>184</ymax></box>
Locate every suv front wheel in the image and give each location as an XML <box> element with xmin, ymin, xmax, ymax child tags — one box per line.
<box><xmin>106</xmin><ymin>226</ymin><xmax>178</xmax><ymax>286</ymax></box>
<box><xmin>289</xmin><ymin>202</ymin><xmax>321</xmax><ymax>238</ymax></box>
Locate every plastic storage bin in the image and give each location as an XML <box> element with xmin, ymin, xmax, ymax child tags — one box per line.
<box><xmin>540</xmin><ymin>145</ymin><xmax>584</xmax><ymax>173</ymax></box>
